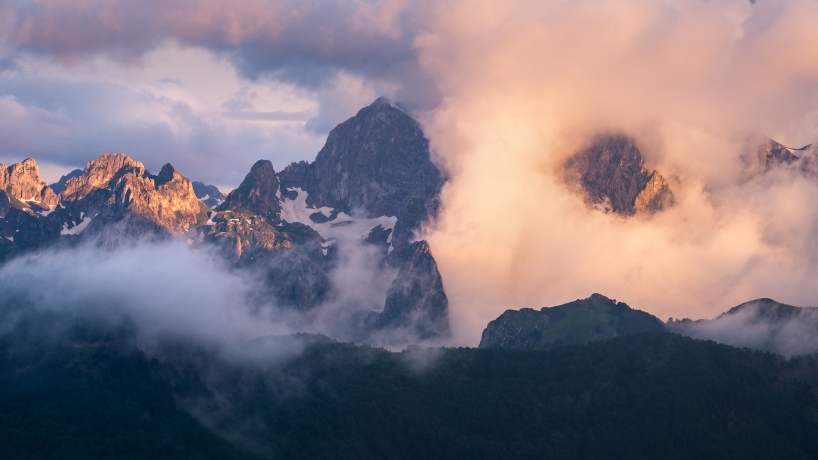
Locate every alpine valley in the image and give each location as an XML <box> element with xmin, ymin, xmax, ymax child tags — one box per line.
<box><xmin>3</xmin><ymin>98</ymin><xmax>818</xmax><ymax>459</ymax></box>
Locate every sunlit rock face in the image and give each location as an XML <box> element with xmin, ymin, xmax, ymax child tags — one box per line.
<box><xmin>565</xmin><ymin>134</ymin><xmax>674</xmax><ymax>215</ymax></box>
<box><xmin>0</xmin><ymin>158</ymin><xmax>62</xmax><ymax>258</ymax></box>
<box><xmin>58</xmin><ymin>153</ymin><xmax>206</xmax><ymax>236</ymax></box>
<box><xmin>0</xmin><ymin>158</ymin><xmax>59</xmax><ymax>206</ymax></box>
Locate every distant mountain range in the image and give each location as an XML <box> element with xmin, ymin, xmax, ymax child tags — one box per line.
<box><xmin>479</xmin><ymin>293</ymin><xmax>818</xmax><ymax>357</ymax></box>
<box><xmin>0</xmin><ymin>97</ymin><xmax>449</xmax><ymax>345</ymax></box>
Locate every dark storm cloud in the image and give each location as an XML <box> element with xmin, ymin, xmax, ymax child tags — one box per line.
<box><xmin>1</xmin><ymin>0</ymin><xmax>436</xmax><ymax>107</ymax></box>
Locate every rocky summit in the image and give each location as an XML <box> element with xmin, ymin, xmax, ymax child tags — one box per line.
<box><xmin>479</xmin><ymin>293</ymin><xmax>666</xmax><ymax>349</ymax></box>
<box><xmin>743</xmin><ymin>137</ymin><xmax>814</xmax><ymax>180</ymax></box>
<box><xmin>565</xmin><ymin>134</ymin><xmax>674</xmax><ymax>215</ymax></box>
<box><xmin>56</xmin><ymin>153</ymin><xmax>207</xmax><ymax>237</ymax></box>
<box><xmin>202</xmin><ymin>97</ymin><xmax>451</xmax><ymax>341</ymax></box>
<box><xmin>192</xmin><ymin>181</ymin><xmax>226</xmax><ymax>208</ymax></box>
<box><xmin>278</xmin><ymin>97</ymin><xmax>444</xmax><ymax>250</ymax></box>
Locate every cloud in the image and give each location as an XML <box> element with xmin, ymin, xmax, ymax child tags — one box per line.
<box><xmin>669</xmin><ymin>300</ymin><xmax>818</xmax><ymax>357</ymax></box>
<box><xmin>0</xmin><ymin>74</ymin><xmax>325</xmax><ymax>186</ymax></box>
<box><xmin>1</xmin><ymin>0</ymin><xmax>425</xmax><ymax>94</ymax></box>
<box><xmin>0</xmin><ymin>239</ymin><xmax>289</xmax><ymax>351</ymax></box>
<box><xmin>414</xmin><ymin>0</ymin><xmax>818</xmax><ymax>344</ymax></box>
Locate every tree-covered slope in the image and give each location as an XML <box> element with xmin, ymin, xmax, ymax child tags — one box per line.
<box><xmin>4</xmin><ymin>326</ymin><xmax>818</xmax><ymax>459</ymax></box>
<box><xmin>479</xmin><ymin>293</ymin><xmax>667</xmax><ymax>349</ymax></box>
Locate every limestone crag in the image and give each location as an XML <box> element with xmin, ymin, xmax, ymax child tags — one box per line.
<box><xmin>0</xmin><ymin>158</ymin><xmax>59</xmax><ymax>206</ymax></box>
<box><xmin>478</xmin><ymin>308</ymin><xmax>552</xmax><ymax>350</ymax></box>
<box><xmin>60</xmin><ymin>154</ymin><xmax>144</xmax><ymax>202</ymax></box>
<box><xmin>566</xmin><ymin>134</ymin><xmax>673</xmax><ymax>215</ymax></box>
<box><xmin>58</xmin><ymin>153</ymin><xmax>205</xmax><ymax>235</ymax></box>
<box><xmin>199</xmin><ymin>209</ymin><xmax>296</xmax><ymax>262</ymax></box>
<box><xmin>50</xmin><ymin>169</ymin><xmax>83</xmax><ymax>195</ymax></box>
<box><xmin>634</xmin><ymin>170</ymin><xmax>673</xmax><ymax>213</ymax></box>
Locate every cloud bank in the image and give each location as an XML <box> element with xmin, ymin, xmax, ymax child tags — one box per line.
<box><xmin>417</xmin><ymin>0</ymin><xmax>818</xmax><ymax>343</ymax></box>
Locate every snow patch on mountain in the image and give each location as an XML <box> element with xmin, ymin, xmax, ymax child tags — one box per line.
<box><xmin>279</xmin><ymin>187</ymin><xmax>397</xmax><ymax>243</ymax></box>
<box><xmin>61</xmin><ymin>215</ymin><xmax>91</xmax><ymax>235</ymax></box>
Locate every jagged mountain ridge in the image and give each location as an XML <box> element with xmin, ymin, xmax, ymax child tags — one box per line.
<box><xmin>49</xmin><ymin>168</ymin><xmax>83</xmax><ymax>194</ymax></box>
<box><xmin>0</xmin><ymin>97</ymin><xmax>453</xmax><ymax>343</ymax></box>
<box><xmin>192</xmin><ymin>181</ymin><xmax>226</xmax><ymax>208</ymax></box>
<box><xmin>211</xmin><ymin>97</ymin><xmax>451</xmax><ymax>341</ymax></box>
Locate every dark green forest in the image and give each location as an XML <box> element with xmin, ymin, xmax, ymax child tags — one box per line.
<box><xmin>2</xmin><ymin>325</ymin><xmax>818</xmax><ymax>459</ymax></box>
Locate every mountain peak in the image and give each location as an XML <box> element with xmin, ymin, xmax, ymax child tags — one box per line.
<box><xmin>61</xmin><ymin>153</ymin><xmax>145</xmax><ymax>202</ymax></box>
<box><xmin>251</xmin><ymin>159</ymin><xmax>274</xmax><ymax>172</ymax></box>
<box><xmin>219</xmin><ymin>159</ymin><xmax>281</xmax><ymax>221</ymax></box>
<box><xmin>0</xmin><ymin>157</ymin><xmax>58</xmax><ymax>205</ymax></box>
<box><xmin>479</xmin><ymin>294</ymin><xmax>665</xmax><ymax>349</ymax></box>
<box><xmin>565</xmin><ymin>133</ymin><xmax>674</xmax><ymax>215</ymax></box>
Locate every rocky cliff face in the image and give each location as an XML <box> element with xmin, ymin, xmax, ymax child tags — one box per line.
<box><xmin>0</xmin><ymin>158</ymin><xmax>59</xmax><ymax>206</ymax></box>
<box><xmin>375</xmin><ymin>241</ymin><xmax>450</xmax><ymax>340</ymax></box>
<box><xmin>277</xmin><ymin>97</ymin><xmax>443</xmax><ymax>249</ymax></box>
<box><xmin>192</xmin><ymin>181</ymin><xmax>225</xmax><ymax>208</ymax></box>
<box><xmin>49</xmin><ymin>169</ymin><xmax>83</xmax><ymax>195</ymax></box>
<box><xmin>0</xmin><ymin>158</ymin><xmax>62</xmax><ymax>259</ymax></box>
<box><xmin>479</xmin><ymin>293</ymin><xmax>666</xmax><ymax>349</ymax></box>
<box><xmin>219</xmin><ymin>160</ymin><xmax>282</xmax><ymax>222</ymax></box>
<box><xmin>58</xmin><ymin>153</ymin><xmax>205</xmax><ymax>236</ymax></box>
<box><xmin>748</xmin><ymin>139</ymin><xmax>800</xmax><ymax>178</ymax></box>
<box><xmin>565</xmin><ymin>135</ymin><xmax>673</xmax><ymax>215</ymax></box>
<box><xmin>742</xmin><ymin>138</ymin><xmax>815</xmax><ymax>180</ymax></box>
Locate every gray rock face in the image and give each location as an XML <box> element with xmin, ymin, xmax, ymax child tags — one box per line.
<box><xmin>478</xmin><ymin>308</ymin><xmax>552</xmax><ymax>350</ymax></box>
<box><xmin>278</xmin><ymin>97</ymin><xmax>444</xmax><ymax>249</ymax></box>
<box><xmin>219</xmin><ymin>160</ymin><xmax>282</xmax><ymax>222</ymax></box>
<box><xmin>376</xmin><ymin>240</ymin><xmax>450</xmax><ymax>339</ymax></box>
<box><xmin>479</xmin><ymin>293</ymin><xmax>666</xmax><ymax>350</ymax></box>
<box><xmin>192</xmin><ymin>181</ymin><xmax>226</xmax><ymax>208</ymax></box>
<box><xmin>565</xmin><ymin>134</ymin><xmax>673</xmax><ymax>215</ymax></box>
